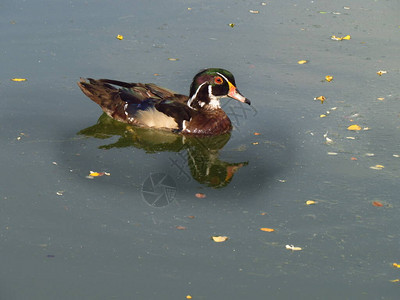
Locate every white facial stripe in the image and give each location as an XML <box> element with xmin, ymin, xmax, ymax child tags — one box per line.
<box><xmin>217</xmin><ymin>72</ymin><xmax>232</xmax><ymax>86</ymax></box>
<box><xmin>188</xmin><ymin>82</ymin><xmax>207</xmax><ymax>109</ymax></box>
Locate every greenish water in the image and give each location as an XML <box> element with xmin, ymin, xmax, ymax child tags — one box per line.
<box><xmin>1</xmin><ymin>0</ymin><xmax>400</xmax><ymax>299</ymax></box>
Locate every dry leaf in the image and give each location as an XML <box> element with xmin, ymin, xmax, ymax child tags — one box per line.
<box><xmin>11</xmin><ymin>78</ymin><xmax>27</xmax><ymax>82</ymax></box>
<box><xmin>325</xmin><ymin>75</ymin><xmax>333</xmax><ymax>82</ymax></box>
<box><xmin>252</xmin><ymin>142</ymin><xmax>259</xmax><ymax>145</ymax></box>
<box><xmin>377</xmin><ymin>70</ymin><xmax>387</xmax><ymax>76</ymax></box>
<box><xmin>212</xmin><ymin>236</ymin><xmax>228</xmax><ymax>242</ymax></box>
<box><xmin>195</xmin><ymin>193</ymin><xmax>206</xmax><ymax>198</ymax></box>
<box><xmin>176</xmin><ymin>226</ymin><xmax>187</xmax><ymax>230</ymax></box>
<box><xmin>254</xmin><ymin>132</ymin><xmax>261</xmax><ymax>135</ymax></box>
<box><xmin>228</xmin><ymin>23</ymin><xmax>235</xmax><ymax>28</ymax></box>
<box><xmin>285</xmin><ymin>244</ymin><xmax>302</xmax><ymax>251</ymax></box>
<box><xmin>347</xmin><ymin>124</ymin><xmax>361</xmax><ymax>131</ymax></box>
<box><xmin>116</xmin><ymin>34</ymin><xmax>124</xmax><ymax>40</ymax></box>
<box><xmin>377</xmin><ymin>97</ymin><xmax>385</xmax><ymax>101</ymax></box>
<box><xmin>393</xmin><ymin>263</ymin><xmax>400</xmax><ymax>268</ymax></box>
<box><xmin>350</xmin><ymin>157</ymin><xmax>358</xmax><ymax>161</ymax></box>
<box><xmin>260</xmin><ymin>228</ymin><xmax>275</xmax><ymax>232</ymax></box>
<box><xmin>249</xmin><ymin>10</ymin><xmax>259</xmax><ymax>14</ymax></box>
<box><xmin>187</xmin><ymin>215</ymin><xmax>195</xmax><ymax>219</ymax></box>
<box><xmin>297</xmin><ymin>60</ymin><xmax>308</xmax><ymax>64</ymax></box>
<box><xmin>372</xmin><ymin>201</ymin><xmax>384</xmax><ymax>207</ymax></box>
<box><xmin>186</xmin><ymin>296</ymin><xmax>193</xmax><ymax>299</ymax></box>
<box><xmin>306</xmin><ymin>200</ymin><xmax>317</xmax><ymax>205</ymax></box>
<box><xmin>331</xmin><ymin>35</ymin><xmax>351</xmax><ymax>41</ymax></box>
<box><xmin>314</xmin><ymin>96</ymin><xmax>326</xmax><ymax>103</ymax></box>
<box><xmin>370</xmin><ymin>165</ymin><xmax>384</xmax><ymax>170</ymax></box>
<box><xmin>390</xmin><ymin>279</ymin><xmax>400</xmax><ymax>283</ymax></box>
<box><xmin>320</xmin><ymin>114</ymin><xmax>327</xmax><ymax>118</ymax></box>
<box><xmin>168</xmin><ymin>58</ymin><xmax>179</xmax><ymax>61</ymax></box>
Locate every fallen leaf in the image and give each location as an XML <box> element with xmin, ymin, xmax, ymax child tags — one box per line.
<box><xmin>11</xmin><ymin>78</ymin><xmax>27</xmax><ymax>82</ymax></box>
<box><xmin>260</xmin><ymin>212</ymin><xmax>267</xmax><ymax>215</ymax></box>
<box><xmin>186</xmin><ymin>295</ymin><xmax>192</xmax><ymax>299</ymax></box>
<box><xmin>260</xmin><ymin>228</ymin><xmax>275</xmax><ymax>232</ymax></box>
<box><xmin>325</xmin><ymin>75</ymin><xmax>333</xmax><ymax>82</ymax></box>
<box><xmin>212</xmin><ymin>236</ymin><xmax>228</xmax><ymax>242</ymax></box>
<box><xmin>320</xmin><ymin>114</ymin><xmax>327</xmax><ymax>118</ymax></box>
<box><xmin>393</xmin><ymin>263</ymin><xmax>400</xmax><ymax>268</ymax></box>
<box><xmin>228</xmin><ymin>23</ymin><xmax>235</xmax><ymax>28</ymax></box>
<box><xmin>331</xmin><ymin>35</ymin><xmax>351</xmax><ymax>41</ymax></box>
<box><xmin>252</xmin><ymin>142</ymin><xmax>259</xmax><ymax>145</ymax></box>
<box><xmin>372</xmin><ymin>201</ymin><xmax>383</xmax><ymax>207</ymax></box>
<box><xmin>195</xmin><ymin>193</ymin><xmax>206</xmax><ymax>198</ymax></box>
<box><xmin>377</xmin><ymin>70</ymin><xmax>387</xmax><ymax>76</ymax></box>
<box><xmin>187</xmin><ymin>215</ymin><xmax>195</xmax><ymax>219</ymax></box>
<box><xmin>176</xmin><ymin>226</ymin><xmax>187</xmax><ymax>230</ymax></box>
<box><xmin>390</xmin><ymin>279</ymin><xmax>400</xmax><ymax>283</ymax></box>
<box><xmin>347</xmin><ymin>124</ymin><xmax>362</xmax><ymax>131</ymax></box>
<box><xmin>314</xmin><ymin>96</ymin><xmax>326</xmax><ymax>103</ymax></box>
<box><xmin>116</xmin><ymin>34</ymin><xmax>124</xmax><ymax>40</ymax></box>
<box><xmin>306</xmin><ymin>200</ymin><xmax>317</xmax><ymax>205</ymax></box>
<box><xmin>342</xmin><ymin>35</ymin><xmax>351</xmax><ymax>40</ymax></box>
<box><xmin>249</xmin><ymin>10</ymin><xmax>259</xmax><ymax>14</ymax></box>
<box><xmin>370</xmin><ymin>165</ymin><xmax>384</xmax><ymax>170</ymax></box>
<box><xmin>254</xmin><ymin>132</ymin><xmax>261</xmax><ymax>135</ymax></box>
<box><xmin>377</xmin><ymin>97</ymin><xmax>385</xmax><ymax>101</ymax></box>
<box><xmin>56</xmin><ymin>191</ymin><xmax>64</xmax><ymax>196</ymax></box>
<box><xmin>285</xmin><ymin>244</ymin><xmax>302</xmax><ymax>251</ymax></box>
<box><xmin>297</xmin><ymin>60</ymin><xmax>308</xmax><ymax>64</ymax></box>
<box><xmin>351</xmin><ymin>157</ymin><xmax>358</xmax><ymax>161</ymax></box>
<box><xmin>89</xmin><ymin>172</ymin><xmax>105</xmax><ymax>177</ymax></box>
<box><xmin>168</xmin><ymin>58</ymin><xmax>179</xmax><ymax>61</ymax></box>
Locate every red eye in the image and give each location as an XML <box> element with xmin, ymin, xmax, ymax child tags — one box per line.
<box><xmin>214</xmin><ymin>76</ymin><xmax>223</xmax><ymax>85</ymax></box>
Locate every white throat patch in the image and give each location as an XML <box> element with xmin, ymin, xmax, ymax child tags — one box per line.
<box><xmin>207</xmin><ymin>84</ymin><xmax>221</xmax><ymax>109</ymax></box>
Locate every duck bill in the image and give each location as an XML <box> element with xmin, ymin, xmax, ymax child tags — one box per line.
<box><xmin>227</xmin><ymin>81</ymin><xmax>251</xmax><ymax>105</ymax></box>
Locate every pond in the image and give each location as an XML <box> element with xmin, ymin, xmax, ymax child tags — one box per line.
<box><xmin>1</xmin><ymin>0</ymin><xmax>400</xmax><ymax>299</ymax></box>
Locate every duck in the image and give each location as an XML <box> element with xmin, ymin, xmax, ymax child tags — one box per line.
<box><xmin>77</xmin><ymin>68</ymin><xmax>250</xmax><ymax>136</ymax></box>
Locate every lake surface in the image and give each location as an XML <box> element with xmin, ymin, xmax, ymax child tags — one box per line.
<box><xmin>1</xmin><ymin>0</ymin><xmax>400</xmax><ymax>299</ymax></box>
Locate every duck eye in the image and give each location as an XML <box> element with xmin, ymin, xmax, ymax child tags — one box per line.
<box><xmin>214</xmin><ymin>76</ymin><xmax>223</xmax><ymax>85</ymax></box>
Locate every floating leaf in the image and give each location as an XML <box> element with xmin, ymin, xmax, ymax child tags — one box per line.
<box><xmin>116</xmin><ymin>34</ymin><xmax>124</xmax><ymax>40</ymax></box>
<box><xmin>390</xmin><ymin>279</ymin><xmax>400</xmax><ymax>283</ymax></box>
<box><xmin>252</xmin><ymin>142</ymin><xmax>259</xmax><ymax>145</ymax></box>
<box><xmin>187</xmin><ymin>215</ymin><xmax>195</xmax><ymax>219</ymax></box>
<box><xmin>331</xmin><ymin>35</ymin><xmax>351</xmax><ymax>41</ymax></box>
<box><xmin>228</xmin><ymin>23</ymin><xmax>235</xmax><ymax>28</ymax></box>
<box><xmin>377</xmin><ymin>97</ymin><xmax>385</xmax><ymax>101</ymax></box>
<box><xmin>168</xmin><ymin>58</ymin><xmax>179</xmax><ymax>61</ymax></box>
<box><xmin>212</xmin><ymin>236</ymin><xmax>228</xmax><ymax>242</ymax></box>
<box><xmin>325</xmin><ymin>75</ymin><xmax>333</xmax><ymax>82</ymax></box>
<box><xmin>285</xmin><ymin>244</ymin><xmax>302</xmax><ymax>251</ymax></box>
<box><xmin>314</xmin><ymin>95</ymin><xmax>326</xmax><ymax>103</ymax></box>
<box><xmin>377</xmin><ymin>70</ymin><xmax>387</xmax><ymax>76</ymax></box>
<box><xmin>56</xmin><ymin>191</ymin><xmax>64</xmax><ymax>196</ymax></box>
<box><xmin>351</xmin><ymin>157</ymin><xmax>358</xmax><ymax>161</ymax></box>
<box><xmin>320</xmin><ymin>114</ymin><xmax>327</xmax><ymax>118</ymax></box>
<box><xmin>176</xmin><ymin>225</ymin><xmax>187</xmax><ymax>230</ymax></box>
<box><xmin>372</xmin><ymin>201</ymin><xmax>384</xmax><ymax>207</ymax></box>
<box><xmin>370</xmin><ymin>165</ymin><xmax>384</xmax><ymax>170</ymax></box>
<box><xmin>393</xmin><ymin>263</ymin><xmax>400</xmax><ymax>268</ymax></box>
<box><xmin>254</xmin><ymin>132</ymin><xmax>261</xmax><ymax>135</ymax></box>
<box><xmin>195</xmin><ymin>193</ymin><xmax>206</xmax><ymax>198</ymax></box>
<box><xmin>297</xmin><ymin>60</ymin><xmax>308</xmax><ymax>64</ymax></box>
<box><xmin>306</xmin><ymin>200</ymin><xmax>317</xmax><ymax>205</ymax></box>
<box><xmin>260</xmin><ymin>228</ymin><xmax>275</xmax><ymax>232</ymax></box>
<box><xmin>249</xmin><ymin>10</ymin><xmax>259</xmax><ymax>14</ymax></box>
<box><xmin>186</xmin><ymin>295</ymin><xmax>193</xmax><ymax>299</ymax></box>
<box><xmin>347</xmin><ymin>124</ymin><xmax>362</xmax><ymax>131</ymax></box>
<box><xmin>11</xmin><ymin>78</ymin><xmax>27</xmax><ymax>82</ymax></box>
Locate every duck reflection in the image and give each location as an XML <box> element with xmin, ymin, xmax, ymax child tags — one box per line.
<box><xmin>78</xmin><ymin>113</ymin><xmax>248</xmax><ymax>188</ymax></box>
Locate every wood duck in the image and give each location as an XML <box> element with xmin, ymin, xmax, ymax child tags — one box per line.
<box><xmin>78</xmin><ymin>68</ymin><xmax>250</xmax><ymax>135</ymax></box>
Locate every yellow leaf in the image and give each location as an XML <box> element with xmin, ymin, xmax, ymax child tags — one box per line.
<box><xmin>342</xmin><ymin>35</ymin><xmax>351</xmax><ymax>40</ymax></box>
<box><xmin>331</xmin><ymin>35</ymin><xmax>343</xmax><ymax>41</ymax></box>
<box><xmin>320</xmin><ymin>114</ymin><xmax>327</xmax><ymax>118</ymax></box>
<box><xmin>377</xmin><ymin>70</ymin><xmax>387</xmax><ymax>76</ymax></box>
<box><xmin>260</xmin><ymin>228</ymin><xmax>275</xmax><ymax>232</ymax></box>
<box><xmin>212</xmin><ymin>236</ymin><xmax>228</xmax><ymax>242</ymax></box>
<box><xmin>285</xmin><ymin>244</ymin><xmax>302</xmax><ymax>251</ymax></box>
<box><xmin>297</xmin><ymin>60</ymin><xmax>308</xmax><ymax>64</ymax></box>
<box><xmin>377</xmin><ymin>97</ymin><xmax>385</xmax><ymax>101</ymax></box>
<box><xmin>306</xmin><ymin>200</ymin><xmax>317</xmax><ymax>205</ymax></box>
<box><xmin>390</xmin><ymin>279</ymin><xmax>400</xmax><ymax>283</ymax></box>
<box><xmin>370</xmin><ymin>164</ymin><xmax>384</xmax><ymax>170</ymax></box>
<box><xmin>11</xmin><ymin>78</ymin><xmax>27</xmax><ymax>82</ymax></box>
<box><xmin>116</xmin><ymin>34</ymin><xmax>124</xmax><ymax>40</ymax></box>
<box><xmin>228</xmin><ymin>23</ymin><xmax>235</xmax><ymax>28</ymax></box>
<box><xmin>168</xmin><ymin>58</ymin><xmax>179</xmax><ymax>61</ymax></box>
<box><xmin>347</xmin><ymin>124</ymin><xmax>362</xmax><ymax>131</ymax></box>
<box><xmin>314</xmin><ymin>95</ymin><xmax>326</xmax><ymax>103</ymax></box>
<box><xmin>325</xmin><ymin>75</ymin><xmax>333</xmax><ymax>82</ymax></box>
<box><xmin>186</xmin><ymin>295</ymin><xmax>193</xmax><ymax>299</ymax></box>
<box><xmin>89</xmin><ymin>172</ymin><xmax>102</xmax><ymax>177</ymax></box>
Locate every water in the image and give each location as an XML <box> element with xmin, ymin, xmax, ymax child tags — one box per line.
<box><xmin>1</xmin><ymin>0</ymin><xmax>400</xmax><ymax>299</ymax></box>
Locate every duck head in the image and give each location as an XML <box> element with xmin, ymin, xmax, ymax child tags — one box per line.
<box><xmin>188</xmin><ymin>68</ymin><xmax>250</xmax><ymax>110</ymax></box>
